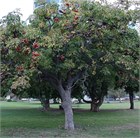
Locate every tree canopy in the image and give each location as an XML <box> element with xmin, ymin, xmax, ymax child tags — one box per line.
<box><xmin>0</xmin><ymin>0</ymin><xmax>139</xmax><ymax>130</ymax></box>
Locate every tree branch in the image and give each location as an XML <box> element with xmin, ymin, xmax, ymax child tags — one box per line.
<box><xmin>38</xmin><ymin>69</ymin><xmax>60</xmax><ymax>91</ymax></box>
<box><xmin>67</xmin><ymin>69</ymin><xmax>86</xmax><ymax>90</ymax></box>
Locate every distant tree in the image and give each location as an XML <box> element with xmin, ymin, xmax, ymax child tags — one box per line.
<box><xmin>108</xmin><ymin>88</ymin><xmax>126</xmax><ymax>102</ymax></box>
<box><xmin>25</xmin><ymin>71</ymin><xmax>59</xmax><ymax>110</ymax></box>
<box><xmin>125</xmin><ymin>73</ymin><xmax>139</xmax><ymax>109</ymax></box>
<box><xmin>115</xmin><ymin>68</ymin><xmax>139</xmax><ymax>109</ymax></box>
<box><xmin>136</xmin><ymin>91</ymin><xmax>140</xmax><ymax>100</ymax></box>
<box><xmin>72</xmin><ymin>83</ymin><xmax>83</xmax><ymax>104</ymax></box>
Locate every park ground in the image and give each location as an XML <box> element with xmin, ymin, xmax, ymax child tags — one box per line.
<box><xmin>0</xmin><ymin>101</ymin><xmax>140</xmax><ymax>138</ymax></box>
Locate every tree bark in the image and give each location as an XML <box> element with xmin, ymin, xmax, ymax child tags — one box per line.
<box><xmin>53</xmin><ymin>98</ymin><xmax>57</xmax><ymax>104</ymax></box>
<box><xmin>41</xmin><ymin>99</ymin><xmax>50</xmax><ymax>111</ymax></box>
<box><xmin>44</xmin><ymin>99</ymin><xmax>50</xmax><ymax>109</ymax></box>
<box><xmin>61</xmin><ymin>89</ymin><xmax>74</xmax><ymax>130</ymax></box>
<box><xmin>78</xmin><ymin>98</ymin><xmax>82</xmax><ymax>104</ymax></box>
<box><xmin>129</xmin><ymin>92</ymin><xmax>134</xmax><ymax>109</ymax></box>
<box><xmin>90</xmin><ymin>101</ymin><xmax>99</xmax><ymax>112</ymax></box>
<box><xmin>90</xmin><ymin>96</ymin><xmax>104</xmax><ymax>112</ymax></box>
<box><xmin>39</xmin><ymin>69</ymin><xmax>85</xmax><ymax>130</ymax></box>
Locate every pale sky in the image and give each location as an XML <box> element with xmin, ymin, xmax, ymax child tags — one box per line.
<box><xmin>0</xmin><ymin>0</ymin><xmax>33</xmax><ymax>21</ymax></box>
<box><xmin>0</xmin><ymin>0</ymin><xmax>116</xmax><ymax>21</ymax></box>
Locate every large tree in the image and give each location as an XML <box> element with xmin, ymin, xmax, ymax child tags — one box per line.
<box><xmin>1</xmin><ymin>1</ymin><xmax>139</xmax><ymax>130</ymax></box>
<box><xmin>74</xmin><ymin>0</ymin><xmax>140</xmax><ymax>112</ymax></box>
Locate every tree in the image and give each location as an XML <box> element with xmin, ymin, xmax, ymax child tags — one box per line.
<box><xmin>124</xmin><ymin>73</ymin><xmax>139</xmax><ymax>109</ymax></box>
<box><xmin>1</xmin><ymin>3</ymin><xmax>86</xmax><ymax>130</ymax></box>
<box><xmin>114</xmin><ymin>66</ymin><xmax>139</xmax><ymax>109</ymax></box>
<box><xmin>82</xmin><ymin>64</ymin><xmax>115</xmax><ymax>112</ymax></box>
<box><xmin>1</xmin><ymin>1</ymin><xmax>139</xmax><ymax>130</ymax></box>
<box><xmin>72</xmin><ymin>82</ymin><xmax>83</xmax><ymax>104</ymax></box>
<box><xmin>83</xmin><ymin>75</ymin><xmax>108</xmax><ymax>112</ymax></box>
<box><xmin>75</xmin><ymin>0</ymin><xmax>140</xmax><ymax>112</ymax></box>
<box><xmin>0</xmin><ymin>10</ymin><xmax>31</xmax><ymax>100</ymax></box>
<box><xmin>25</xmin><ymin>71</ymin><xmax>59</xmax><ymax>110</ymax></box>
<box><xmin>108</xmin><ymin>88</ymin><xmax>126</xmax><ymax>102</ymax></box>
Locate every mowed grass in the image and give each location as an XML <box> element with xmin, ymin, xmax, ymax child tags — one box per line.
<box><xmin>0</xmin><ymin>101</ymin><xmax>140</xmax><ymax>138</ymax></box>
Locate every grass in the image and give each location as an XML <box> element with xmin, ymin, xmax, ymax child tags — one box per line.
<box><xmin>0</xmin><ymin>101</ymin><xmax>140</xmax><ymax>138</ymax></box>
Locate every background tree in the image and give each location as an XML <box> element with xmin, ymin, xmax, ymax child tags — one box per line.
<box><xmin>24</xmin><ymin>71</ymin><xmax>60</xmax><ymax>110</ymax></box>
<box><xmin>82</xmin><ymin>65</ymin><xmax>115</xmax><ymax>112</ymax></box>
<box><xmin>76</xmin><ymin>1</ymin><xmax>139</xmax><ymax>112</ymax></box>
<box><xmin>72</xmin><ymin>83</ymin><xmax>83</xmax><ymax>104</ymax></box>
<box><xmin>108</xmin><ymin>88</ymin><xmax>126</xmax><ymax>102</ymax></box>
<box><xmin>124</xmin><ymin>72</ymin><xmax>139</xmax><ymax>109</ymax></box>
<box><xmin>114</xmin><ymin>67</ymin><xmax>139</xmax><ymax>109</ymax></box>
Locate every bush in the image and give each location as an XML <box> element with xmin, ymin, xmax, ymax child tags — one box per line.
<box><xmin>7</xmin><ymin>99</ymin><xmax>12</xmax><ymax>102</ymax></box>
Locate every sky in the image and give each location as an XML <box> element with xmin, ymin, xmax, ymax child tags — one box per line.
<box><xmin>0</xmin><ymin>0</ymin><xmax>117</xmax><ymax>21</ymax></box>
<box><xmin>0</xmin><ymin>0</ymin><xmax>139</xmax><ymax>33</ymax></box>
<box><xmin>0</xmin><ymin>0</ymin><xmax>33</xmax><ymax>21</ymax></box>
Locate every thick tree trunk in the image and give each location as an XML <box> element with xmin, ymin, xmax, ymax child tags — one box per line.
<box><xmin>91</xmin><ymin>103</ymin><xmax>99</xmax><ymax>112</ymax></box>
<box><xmin>39</xmin><ymin>68</ymin><xmax>85</xmax><ymax>130</ymax></box>
<box><xmin>90</xmin><ymin>96</ymin><xmax>104</xmax><ymax>112</ymax></box>
<box><xmin>61</xmin><ymin>89</ymin><xmax>74</xmax><ymax>130</ymax></box>
<box><xmin>129</xmin><ymin>92</ymin><xmax>134</xmax><ymax>109</ymax></box>
<box><xmin>44</xmin><ymin>99</ymin><xmax>50</xmax><ymax>109</ymax></box>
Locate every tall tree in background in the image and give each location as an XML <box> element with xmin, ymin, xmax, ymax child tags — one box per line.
<box><xmin>76</xmin><ymin>0</ymin><xmax>139</xmax><ymax>112</ymax></box>
<box><xmin>125</xmin><ymin>76</ymin><xmax>139</xmax><ymax>109</ymax></box>
<box><xmin>83</xmin><ymin>67</ymin><xmax>114</xmax><ymax>112</ymax></box>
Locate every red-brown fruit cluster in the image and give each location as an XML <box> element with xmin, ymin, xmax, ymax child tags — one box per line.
<box><xmin>33</xmin><ymin>42</ymin><xmax>39</xmax><ymax>49</ymax></box>
<box><xmin>74</xmin><ymin>16</ymin><xmax>78</xmax><ymax>20</ymax></box>
<box><xmin>24</xmin><ymin>48</ymin><xmax>30</xmax><ymax>55</ymax></box>
<box><xmin>54</xmin><ymin>17</ymin><xmax>59</xmax><ymax>22</ymax></box>
<box><xmin>66</xmin><ymin>3</ymin><xmax>70</xmax><ymax>7</ymax></box>
<box><xmin>16</xmin><ymin>46</ymin><xmax>21</xmax><ymax>52</ymax></box>
<box><xmin>59</xmin><ymin>55</ymin><xmax>65</xmax><ymax>61</ymax></box>
<box><xmin>22</xmin><ymin>31</ymin><xmax>26</xmax><ymax>34</ymax></box>
<box><xmin>32</xmin><ymin>51</ymin><xmax>40</xmax><ymax>57</ymax></box>
<box><xmin>73</xmin><ymin>9</ymin><xmax>78</xmax><ymax>12</ymax></box>
<box><xmin>16</xmin><ymin>66</ymin><xmax>24</xmax><ymax>71</ymax></box>
<box><xmin>21</xmin><ymin>38</ymin><xmax>29</xmax><ymax>44</ymax></box>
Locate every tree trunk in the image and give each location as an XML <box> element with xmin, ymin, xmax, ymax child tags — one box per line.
<box><xmin>44</xmin><ymin>99</ymin><xmax>50</xmax><ymax>109</ymax></box>
<box><xmin>119</xmin><ymin>97</ymin><xmax>122</xmax><ymax>103</ymax></box>
<box><xmin>40</xmin><ymin>68</ymin><xmax>85</xmax><ymax>130</ymax></box>
<box><xmin>41</xmin><ymin>99</ymin><xmax>50</xmax><ymax>111</ymax></box>
<box><xmin>129</xmin><ymin>92</ymin><xmax>134</xmax><ymax>109</ymax></box>
<box><xmin>78</xmin><ymin>98</ymin><xmax>82</xmax><ymax>104</ymax></box>
<box><xmin>53</xmin><ymin>98</ymin><xmax>57</xmax><ymax>104</ymax></box>
<box><xmin>61</xmin><ymin>89</ymin><xmax>74</xmax><ymax>130</ymax></box>
<box><xmin>91</xmin><ymin>103</ymin><xmax>99</xmax><ymax>112</ymax></box>
<box><xmin>59</xmin><ymin>105</ymin><xmax>63</xmax><ymax>110</ymax></box>
<box><xmin>90</xmin><ymin>96</ymin><xmax>104</xmax><ymax>112</ymax></box>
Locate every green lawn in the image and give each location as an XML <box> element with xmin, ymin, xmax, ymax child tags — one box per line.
<box><xmin>0</xmin><ymin>101</ymin><xmax>140</xmax><ymax>138</ymax></box>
